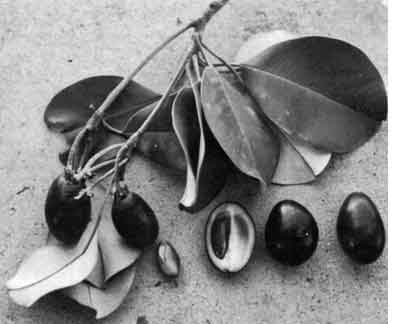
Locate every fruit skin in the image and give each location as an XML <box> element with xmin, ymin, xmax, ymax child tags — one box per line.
<box><xmin>265</xmin><ymin>200</ymin><xmax>318</xmax><ymax>266</ymax></box>
<box><xmin>337</xmin><ymin>192</ymin><xmax>385</xmax><ymax>264</ymax></box>
<box><xmin>45</xmin><ymin>173</ymin><xmax>91</xmax><ymax>245</ymax></box>
<box><xmin>112</xmin><ymin>189</ymin><xmax>159</xmax><ymax>249</ymax></box>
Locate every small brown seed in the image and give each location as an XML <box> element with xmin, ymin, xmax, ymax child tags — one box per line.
<box><xmin>157</xmin><ymin>241</ymin><xmax>181</xmax><ymax>278</ymax></box>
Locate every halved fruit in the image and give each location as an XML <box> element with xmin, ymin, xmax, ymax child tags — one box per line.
<box><xmin>205</xmin><ymin>202</ymin><xmax>255</xmax><ymax>273</ymax></box>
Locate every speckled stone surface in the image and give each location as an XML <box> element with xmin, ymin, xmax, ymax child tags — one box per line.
<box><xmin>0</xmin><ymin>1</ymin><xmax>387</xmax><ymax>323</ymax></box>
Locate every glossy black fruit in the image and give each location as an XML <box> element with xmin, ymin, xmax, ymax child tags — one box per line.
<box><xmin>337</xmin><ymin>192</ymin><xmax>385</xmax><ymax>264</ymax></box>
<box><xmin>157</xmin><ymin>241</ymin><xmax>181</xmax><ymax>278</ymax></box>
<box><xmin>265</xmin><ymin>200</ymin><xmax>318</xmax><ymax>266</ymax></box>
<box><xmin>205</xmin><ymin>202</ymin><xmax>255</xmax><ymax>273</ymax></box>
<box><xmin>45</xmin><ymin>173</ymin><xmax>91</xmax><ymax>244</ymax></box>
<box><xmin>112</xmin><ymin>188</ymin><xmax>159</xmax><ymax>249</ymax></box>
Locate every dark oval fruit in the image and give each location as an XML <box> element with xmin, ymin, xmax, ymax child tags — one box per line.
<box><xmin>45</xmin><ymin>173</ymin><xmax>91</xmax><ymax>244</ymax></box>
<box><xmin>265</xmin><ymin>200</ymin><xmax>318</xmax><ymax>266</ymax></box>
<box><xmin>205</xmin><ymin>202</ymin><xmax>255</xmax><ymax>273</ymax></box>
<box><xmin>337</xmin><ymin>192</ymin><xmax>385</xmax><ymax>264</ymax></box>
<box><xmin>112</xmin><ymin>188</ymin><xmax>159</xmax><ymax>249</ymax></box>
<box><xmin>157</xmin><ymin>241</ymin><xmax>181</xmax><ymax>278</ymax></box>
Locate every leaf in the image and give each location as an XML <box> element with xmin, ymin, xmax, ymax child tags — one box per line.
<box><xmin>85</xmin><ymin>250</ymin><xmax>105</xmax><ymax>288</ymax></box>
<box><xmin>244</xmin><ymin>36</ymin><xmax>387</xmax><ymax>122</ymax></box>
<box><xmin>44</xmin><ymin>76</ymin><xmax>161</xmax><ymax>134</ymax></box>
<box><xmin>271</xmin><ymin>127</ymin><xmax>331</xmax><ymax>184</ymax></box>
<box><xmin>6</xmin><ymin>212</ymin><xmax>99</xmax><ymax>307</ymax></box>
<box><xmin>235</xmin><ymin>31</ymin><xmax>332</xmax><ymax>185</ymax></box>
<box><xmin>97</xmin><ymin>199</ymin><xmax>141</xmax><ymax>281</ymax></box>
<box><xmin>63</xmin><ymin>265</ymin><xmax>137</xmax><ymax>319</ymax></box>
<box><xmin>201</xmin><ymin>67</ymin><xmax>279</xmax><ymax>185</ymax></box>
<box><xmin>241</xmin><ymin>65</ymin><xmax>381</xmax><ymax>153</ymax></box>
<box><xmin>136</xmin><ymin>131</ymin><xmax>186</xmax><ymax>172</ymax></box>
<box><xmin>234</xmin><ymin>30</ymin><xmax>297</xmax><ymax>63</ymax></box>
<box><xmin>123</xmin><ymin>92</ymin><xmax>177</xmax><ymax>133</ymax></box>
<box><xmin>172</xmin><ymin>86</ymin><xmax>230</xmax><ymax>212</ymax></box>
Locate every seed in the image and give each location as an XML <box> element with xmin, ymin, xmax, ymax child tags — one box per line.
<box><xmin>157</xmin><ymin>241</ymin><xmax>181</xmax><ymax>278</ymax></box>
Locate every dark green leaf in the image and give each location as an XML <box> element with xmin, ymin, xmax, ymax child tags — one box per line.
<box><xmin>172</xmin><ymin>86</ymin><xmax>230</xmax><ymax>212</ymax></box>
<box><xmin>136</xmin><ymin>132</ymin><xmax>186</xmax><ymax>172</ymax></box>
<box><xmin>241</xmin><ymin>65</ymin><xmax>380</xmax><ymax>153</ymax></box>
<box><xmin>44</xmin><ymin>76</ymin><xmax>161</xmax><ymax>134</ymax></box>
<box><xmin>123</xmin><ymin>94</ymin><xmax>176</xmax><ymax>133</ymax></box>
<box><xmin>235</xmin><ymin>31</ymin><xmax>332</xmax><ymax>185</ymax></box>
<box><xmin>244</xmin><ymin>36</ymin><xmax>387</xmax><ymax>121</ymax></box>
<box><xmin>201</xmin><ymin>67</ymin><xmax>279</xmax><ymax>185</ymax></box>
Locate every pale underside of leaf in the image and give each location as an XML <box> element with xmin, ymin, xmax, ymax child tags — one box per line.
<box><xmin>271</xmin><ymin>128</ymin><xmax>331</xmax><ymax>185</ymax></box>
<box><xmin>172</xmin><ymin>87</ymin><xmax>204</xmax><ymax>208</ymax></box>
<box><xmin>172</xmin><ymin>85</ymin><xmax>229</xmax><ymax>212</ymax></box>
<box><xmin>98</xmin><ymin>201</ymin><xmax>141</xmax><ymax>282</ymax></box>
<box><xmin>83</xmin><ymin>187</ymin><xmax>141</xmax><ymax>285</ymax></box>
<box><xmin>241</xmin><ymin>66</ymin><xmax>380</xmax><ymax>153</ymax></box>
<box><xmin>6</xmin><ymin>223</ymin><xmax>98</xmax><ymax>307</ymax></box>
<box><xmin>46</xmin><ymin>234</ymin><xmax>106</xmax><ymax>289</ymax></box>
<box><xmin>85</xmin><ymin>249</ymin><xmax>105</xmax><ymax>288</ymax></box>
<box><xmin>201</xmin><ymin>67</ymin><xmax>279</xmax><ymax>185</ymax></box>
<box><xmin>6</xmin><ymin>189</ymin><xmax>116</xmax><ymax>307</ymax></box>
<box><xmin>63</xmin><ymin>265</ymin><xmax>136</xmax><ymax>319</ymax></box>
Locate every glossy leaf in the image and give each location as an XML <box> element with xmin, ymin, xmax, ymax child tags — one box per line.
<box><xmin>172</xmin><ymin>86</ymin><xmax>230</xmax><ymax>212</ymax></box>
<box><xmin>123</xmin><ymin>99</ymin><xmax>172</xmax><ymax>133</ymax></box>
<box><xmin>136</xmin><ymin>131</ymin><xmax>186</xmax><ymax>172</ymax></box>
<box><xmin>234</xmin><ymin>30</ymin><xmax>297</xmax><ymax>63</ymax></box>
<box><xmin>201</xmin><ymin>67</ymin><xmax>279</xmax><ymax>185</ymax></box>
<box><xmin>6</xmin><ymin>211</ymin><xmax>99</xmax><ymax>306</ymax></box>
<box><xmin>244</xmin><ymin>36</ymin><xmax>387</xmax><ymax>121</ymax></box>
<box><xmin>235</xmin><ymin>31</ymin><xmax>332</xmax><ymax>185</ymax></box>
<box><xmin>44</xmin><ymin>76</ymin><xmax>160</xmax><ymax>134</ymax></box>
<box><xmin>241</xmin><ymin>65</ymin><xmax>381</xmax><ymax>153</ymax></box>
<box><xmin>63</xmin><ymin>265</ymin><xmax>137</xmax><ymax>319</ymax></box>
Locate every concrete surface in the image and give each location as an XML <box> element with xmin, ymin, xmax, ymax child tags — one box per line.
<box><xmin>0</xmin><ymin>0</ymin><xmax>387</xmax><ymax>323</ymax></box>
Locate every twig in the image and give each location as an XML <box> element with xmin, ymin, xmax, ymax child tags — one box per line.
<box><xmin>76</xmin><ymin>158</ymin><xmax>128</xmax><ymax>199</ymax></box>
<box><xmin>66</xmin><ymin>0</ymin><xmax>231</xmax><ymax>174</ymax></box>
<box><xmin>76</xmin><ymin>143</ymin><xmax>124</xmax><ymax>180</ymax></box>
<box><xmin>199</xmin><ymin>38</ymin><xmax>245</xmax><ymax>85</ymax></box>
<box><xmin>112</xmin><ymin>45</ymin><xmax>196</xmax><ymax>180</ymax></box>
<box><xmin>66</xmin><ymin>23</ymin><xmax>193</xmax><ymax>173</ymax></box>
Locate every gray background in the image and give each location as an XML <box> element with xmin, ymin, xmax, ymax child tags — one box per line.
<box><xmin>0</xmin><ymin>0</ymin><xmax>387</xmax><ymax>323</ymax></box>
